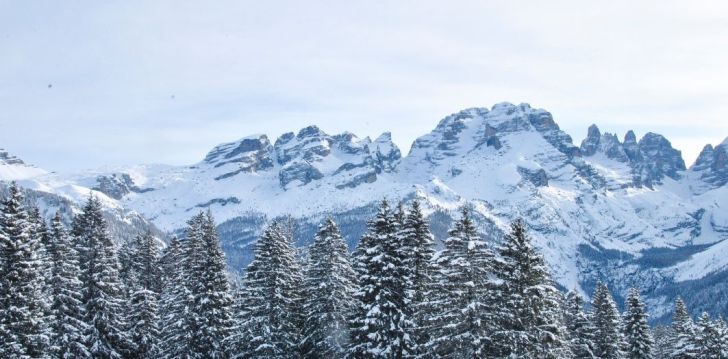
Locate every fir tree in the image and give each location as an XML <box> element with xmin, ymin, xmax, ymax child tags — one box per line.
<box><xmin>426</xmin><ymin>207</ymin><xmax>494</xmax><ymax>358</ymax></box>
<box><xmin>591</xmin><ymin>282</ymin><xmax>625</xmax><ymax>359</ymax></box>
<box><xmin>126</xmin><ymin>231</ymin><xmax>162</xmax><ymax>358</ymax></box>
<box><xmin>563</xmin><ymin>290</ymin><xmax>596</xmax><ymax>359</ymax></box>
<box><xmin>669</xmin><ymin>297</ymin><xmax>697</xmax><ymax>359</ymax></box>
<box><xmin>399</xmin><ymin>200</ymin><xmax>436</xmax><ymax>357</ymax></box>
<box><xmin>72</xmin><ymin>195</ymin><xmax>129</xmax><ymax>358</ymax></box>
<box><xmin>0</xmin><ymin>183</ymin><xmax>50</xmax><ymax>358</ymax></box>
<box><xmin>48</xmin><ymin>211</ymin><xmax>89</xmax><ymax>358</ymax></box>
<box><xmin>348</xmin><ymin>199</ymin><xmax>410</xmax><ymax>358</ymax></box>
<box><xmin>623</xmin><ymin>287</ymin><xmax>653</xmax><ymax>359</ymax></box>
<box><xmin>300</xmin><ymin>218</ymin><xmax>357</xmax><ymax>358</ymax></box>
<box><xmin>231</xmin><ymin>219</ymin><xmax>302</xmax><ymax>359</ymax></box>
<box><xmin>715</xmin><ymin>317</ymin><xmax>728</xmax><ymax>358</ymax></box>
<box><xmin>186</xmin><ymin>211</ymin><xmax>233</xmax><ymax>359</ymax></box>
<box><xmin>493</xmin><ymin>218</ymin><xmax>569</xmax><ymax>358</ymax></box>
<box><xmin>695</xmin><ymin>312</ymin><xmax>722</xmax><ymax>359</ymax></box>
<box><xmin>157</xmin><ymin>237</ymin><xmax>193</xmax><ymax>358</ymax></box>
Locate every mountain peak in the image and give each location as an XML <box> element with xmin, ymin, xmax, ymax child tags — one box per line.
<box><xmin>624</xmin><ymin>130</ymin><xmax>637</xmax><ymax>144</ymax></box>
<box><xmin>691</xmin><ymin>138</ymin><xmax>728</xmax><ymax>191</ymax></box>
<box><xmin>296</xmin><ymin>125</ymin><xmax>325</xmax><ymax>139</ymax></box>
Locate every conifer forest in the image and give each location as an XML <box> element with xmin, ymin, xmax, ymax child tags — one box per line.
<box><xmin>1</xmin><ymin>182</ymin><xmax>726</xmax><ymax>358</ymax></box>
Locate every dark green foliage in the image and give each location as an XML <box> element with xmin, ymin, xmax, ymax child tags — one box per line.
<box><xmin>0</xmin><ymin>183</ymin><xmax>50</xmax><ymax>358</ymax></box>
<box><xmin>591</xmin><ymin>282</ymin><xmax>625</xmax><ymax>359</ymax></box>
<box><xmin>231</xmin><ymin>219</ymin><xmax>302</xmax><ymax>359</ymax></box>
<box><xmin>48</xmin><ymin>211</ymin><xmax>89</xmax><ymax>358</ymax></box>
<box><xmin>73</xmin><ymin>196</ymin><xmax>129</xmax><ymax>358</ymax></box>
<box><xmin>623</xmin><ymin>288</ymin><xmax>653</xmax><ymax>359</ymax></box>
<box><xmin>300</xmin><ymin>218</ymin><xmax>357</xmax><ymax>358</ymax></box>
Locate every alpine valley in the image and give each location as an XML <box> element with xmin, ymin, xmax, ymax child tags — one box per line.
<box><xmin>2</xmin><ymin>102</ymin><xmax>727</xmax><ymax>323</ymax></box>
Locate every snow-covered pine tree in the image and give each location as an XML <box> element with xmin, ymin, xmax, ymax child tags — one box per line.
<box><xmin>0</xmin><ymin>183</ymin><xmax>50</xmax><ymax>358</ymax></box>
<box><xmin>117</xmin><ymin>237</ymin><xmax>136</xmax><ymax>297</ymax></box>
<box><xmin>715</xmin><ymin>317</ymin><xmax>728</xmax><ymax>358</ymax></box>
<box><xmin>669</xmin><ymin>297</ymin><xmax>697</xmax><ymax>359</ymax></box>
<box><xmin>300</xmin><ymin>218</ymin><xmax>357</xmax><ymax>358</ymax></box>
<box><xmin>591</xmin><ymin>282</ymin><xmax>625</xmax><ymax>359</ymax></box>
<box><xmin>399</xmin><ymin>200</ymin><xmax>436</xmax><ymax>357</ymax></box>
<box><xmin>493</xmin><ymin>218</ymin><xmax>569</xmax><ymax>358</ymax></box>
<box><xmin>27</xmin><ymin>207</ymin><xmax>52</xmax><ymax>313</ymax></box>
<box><xmin>126</xmin><ymin>230</ymin><xmax>162</xmax><ymax>358</ymax></box>
<box><xmin>27</xmin><ymin>206</ymin><xmax>54</xmax><ymax>354</ymax></box>
<box><xmin>72</xmin><ymin>195</ymin><xmax>129</xmax><ymax>358</ymax></box>
<box><xmin>157</xmin><ymin>237</ymin><xmax>193</xmax><ymax>358</ymax></box>
<box><xmin>185</xmin><ymin>211</ymin><xmax>233</xmax><ymax>359</ymax></box>
<box><xmin>623</xmin><ymin>287</ymin><xmax>653</xmax><ymax>359</ymax></box>
<box><xmin>230</xmin><ymin>219</ymin><xmax>302</xmax><ymax>359</ymax></box>
<box><xmin>48</xmin><ymin>211</ymin><xmax>90</xmax><ymax>358</ymax></box>
<box><xmin>695</xmin><ymin>312</ymin><xmax>722</xmax><ymax>358</ymax></box>
<box><xmin>652</xmin><ymin>326</ymin><xmax>672</xmax><ymax>359</ymax></box>
<box><xmin>563</xmin><ymin>290</ymin><xmax>596</xmax><ymax>358</ymax></box>
<box><xmin>348</xmin><ymin>199</ymin><xmax>410</xmax><ymax>358</ymax></box>
<box><xmin>426</xmin><ymin>207</ymin><xmax>494</xmax><ymax>358</ymax></box>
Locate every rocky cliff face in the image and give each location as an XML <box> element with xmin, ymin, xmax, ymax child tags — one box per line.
<box><xmin>579</xmin><ymin>125</ymin><xmax>686</xmax><ymax>188</ymax></box>
<box><xmin>691</xmin><ymin>138</ymin><xmax>728</xmax><ymax>192</ymax></box>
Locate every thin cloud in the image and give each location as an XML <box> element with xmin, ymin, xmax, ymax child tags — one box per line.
<box><xmin>1</xmin><ymin>0</ymin><xmax>727</xmax><ymax>171</ymax></box>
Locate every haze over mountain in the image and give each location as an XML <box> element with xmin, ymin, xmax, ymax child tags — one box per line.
<box><xmin>2</xmin><ymin>102</ymin><xmax>727</xmax><ymax>323</ymax></box>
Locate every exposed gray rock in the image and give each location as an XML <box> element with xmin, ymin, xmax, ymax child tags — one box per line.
<box><xmin>692</xmin><ymin>138</ymin><xmax>728</xmax><ymax>189</ymax></box>
<box><xmin>279</xmin><ymin>162</ymin><xmax>324</xmax><ymax>188</ymax></box>
<box><xmin>0</xmin><ymin>148</ymin><xmax>25</xmax><ymax>165</ymax></box>
<box><xmin>526</xmin><ymin>106</ymin><xmax>580</xmax><ymax>157</ymax></box>
<box><xmin>371</xmin><ymin>132</ymin><xmax>401</xmax><ymax>173</ymax></box>
<box><xmin>335</xmin><ymin>171</ymin><xmax>377</xmax><ymax>189</ymax></box>
<box><xmin>93</xmin><ymin>173</ymin><xmax>154</xmax><ymax>200</ymax></box>
<box><xmin>204</xmin><ymin>135</ymin><xmax>274</xmax><ymax>180</ymax></box>
<box><xmin>623</xmin><ymin>130</ymin><xmax>641</xmax><ymax>162</ymax></box>
<box><xmin>517</xmin><ymin>166</ymin><xmax>549</xmax><ymax>187</ymax></box>
<box><xmin>634</xmin><ymin>132</ymin><xmax>686</xmax><ymax>187</ymax></box>
<box><xmin>580</xmin><ymin>124</ymin><xmax>602</xmax><ymax>156</ymax></box>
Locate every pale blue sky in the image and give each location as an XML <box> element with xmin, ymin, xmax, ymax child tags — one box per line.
<box><xmin>2</xmin><ymin>0</ymin><xmax>728</xmax><ymax>172</ymax></box>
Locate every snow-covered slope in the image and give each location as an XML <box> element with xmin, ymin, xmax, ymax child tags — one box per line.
<box><xmin>4</xmin><ymin>102</ymin><xmax>727</xmax><ymax>321</ymax></box>
<box><xmin>0</xmin><ymin>148</ymin><xmax>47</xmax><ymax>180</ymax></box>
<box><xmin>0</xmin><ymin>149</ymin><xmax>163</xmax><ymax>244</ymax></box>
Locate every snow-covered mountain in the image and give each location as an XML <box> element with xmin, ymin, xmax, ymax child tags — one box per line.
<box><xmin>3</xmin><ymin>102</ymin><xmax>727</xmax><ymax>321</ymax></box>
<box><xmin>0</xmin><ymin>149</ymin><xmax>163</xmax><ymax>244</ymax></box>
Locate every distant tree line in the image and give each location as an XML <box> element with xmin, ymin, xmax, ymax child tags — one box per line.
<box><xmin>0</xmin><ymin>182</ymin><xmax>726</xmax><ymax>358</ymax></box>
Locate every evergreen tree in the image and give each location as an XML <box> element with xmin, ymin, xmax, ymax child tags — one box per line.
<box><xmin>300</xmin><ymin>218</ymin><xmax>357</xmax><ymax>358</ymax></box>
<box><xmin>623</xmin><ymin>288</ymin><xmax>653</xmax><ymax>359</ymax></box>
<box><xmin>591</xmin><ymin>282</ymin><xmax>625</xmax><ymax>359</ymax></box>
<box><xmin>157</xmin><ymin>237</ymin><xmax>193</xmax><ymax>358</ymax></box>
<box><xmin>399</xmin><ymin>200</ymin><xmax>436</xmax><ymax>357</ymax></box>
<box><xmin>231</xmin><ymin>219</ymin><xmax>302</xmax><ymax>358</ymax></box>
<box><xmin>72</xmin><ymin>195</ymin><xmax>129</xmax><ymax>358</ymax></box>
<box><xmin>48</xmin><ymin>211</ymin><xmax>89</xmax><ymax>358</ymax></box>
<box><xmin>349</xmin><ymin>199</ymin><xmax>410</xmax><ymax>358</ymax></box>
<box><xmin>0</xmin><ymin>183</ymin><xmax>50</xmax><ymax>358</ymax></box>
<box><xmin>651</xmin><ymin>326</ymin><xmax>672</xmax><ymax>359</ymax></box>
<box><xmin>695</xmin><ymin>312</ymin><xmax>722</xmax><ymax>359</ymax></box>
<box><xmin>715</xmin><ymin>317</ymin><xmax>728</xmax><ymax>358</ymax></box>
<box><xmin>669</xmin><ymin>297</ymin><xmax>697</xmax><ymax>359</ymax></box>
<box><xmin>563</xmin><ymin>290</ymin><xmax>596</xmax><ymax>359</ymax></box>
<box><xmin>126</xmin><ymin>231</ymin><xmax>162</xmax><ymax>358</ymax></box>
<box><xmin>186</xmin><ymin>211</ymin><xmax>233</xmax><ymax>359</ymax></box>
<box><xmin>117</xmin><ymin>237</ymin><xmax>136</xmax><ymax>297</ymax></box>
<box><xmin>493</xmin><ymin>218</ymin><xmax>569</xmax><ymax>358</ymax></box>
<box><xmin>27</xmin><ymin>207</ymin><xmax>52</xmax><ymax>311</ymax></box>
<box><xmin>426</xmin><ymin>207</ymin><xmax>494</xmax><ymax>358</ymax></box>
